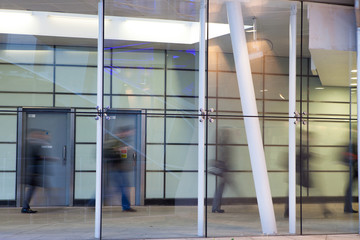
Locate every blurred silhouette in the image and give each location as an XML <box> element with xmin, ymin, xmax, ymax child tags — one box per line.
<box><xmin>210</xmin><ymin>127</ymin><xmax>237</xmax><ymax>213</ymax></box>
<box><xmin>22</xmin><ymin>129</ymin><xmax>52</xmax><ymax>214</ymax></box>
<box><xmin>343</xmin><ymin>142</ymin><xmax>358</xmax><ymax>213</ymax></box>
<box><xmin>284</xmin><ymin>132</ymin><xmax>331</xmax><ymax>218</ymax></box>
<box><xmin>104</xmin><ymin>125</ymin><xmax>136</xmax><ymax>212</ymax></box>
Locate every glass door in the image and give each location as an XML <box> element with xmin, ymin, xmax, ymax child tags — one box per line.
<box><xmin>206</xmin><ymin>0</ymin><xmax>294</xmax><ymax>236</ymax></box>
<box><xmin>0</xmin><ymin>1</ymin><xmax>98</xmax><ymax>239</ymax></box>
<box><xmin>101</xmin><ymin>0</ymin><xmax>202</xmax><ymax>239</ymax></box>
<box><xmin>299</xmin><ymin>2</ymin><xmax>358</xmax><ymax>234</ymax></box>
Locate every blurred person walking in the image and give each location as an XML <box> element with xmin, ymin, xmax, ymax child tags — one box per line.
<box><xmin>22</xmin><ymin>129</ymin><xmax>52</xmax><ymax>214</ymax></box>
<box><xmin>343</xmin><ymin>142</ymin><xmax>358</xmax><ymax>213</ymax></box>
<box><xmin>210</xmin><ymin>127</ymin><xmax>238</xmax><ymax>213</ymax></box>
<box><xmin>104</xmin><ymin>125</ymin><xmax>136</xmax><ymax>212</ymax></box>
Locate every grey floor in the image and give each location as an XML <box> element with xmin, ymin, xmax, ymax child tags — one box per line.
<box><xmin>0</xmin><ymin>203</ymin><xmax>359</xmax><ymax>240</ymax></box>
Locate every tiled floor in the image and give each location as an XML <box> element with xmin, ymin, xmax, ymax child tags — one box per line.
<box><xmin>0</xmin><ymin>203</ymin><xmax>358</xmax><ymax>240</ymax></box>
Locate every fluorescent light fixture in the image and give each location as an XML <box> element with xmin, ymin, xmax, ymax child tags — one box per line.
<box><xmin>48</xmin><ymin>13</ymin><xmax>98</xmax><ymax>22</ymax></box>
<box><xmin>0</xmin><ymin>9</ymin><xmax>32</xmax><ymax>17</ymax></box>
<box><xmin>260</xmin><ymin>89</ymin><xmax>268</xmax><ymax>92</ymax></box>
<box><xmin>351</xmin><ymin>69</ymin><xmax>357</xmax><ymax>73</ymax></box>
<box><xmin>315</xmin><ymin>87</ymin><xmax>324</xmax><ymax>90</ymax></box>
<box><xmin>0</xmin><ymin>9</ymin><xmax>252</xmax><ymax>44</ymax></box>
<box><xmin>0</xmin><ymin>9</ymin><xmax>32</xmax><ymax>25</ymax></box>
<box><xmin>350</xmin><ymin>83</ymin><xmax>357</xmax><ymax>86</ymax></box>
<box><xmin>351</xmin><ymin>77</ymin><xmax>357</xmax><ymax>80</ymax></box>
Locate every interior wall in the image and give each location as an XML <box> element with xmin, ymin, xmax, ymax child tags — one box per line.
<box><xmin>0</xmin><ymin>44</ymin><xmax>355</xmax><ymax>203</ymax></box>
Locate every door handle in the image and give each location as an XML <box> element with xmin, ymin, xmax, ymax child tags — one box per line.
<box><xmin>62</xmin><ymin>146</ymin><xmax>67</xmax><ymax>165</ymax></box>
<box><xmin>133</xmin><ymin>152</ymin><xmax>136</xmax><ymax>167</ymax></box>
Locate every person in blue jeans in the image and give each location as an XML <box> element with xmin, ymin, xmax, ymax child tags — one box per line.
<box><xmin>104</xmin><ymin>126</ymin><xmax>136</xmax><ymax>212</ymax></box>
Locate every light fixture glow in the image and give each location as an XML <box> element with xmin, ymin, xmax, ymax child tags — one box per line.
<box><xmin>0</xmin><ymin>9</ymin><xmax>32</xmax><ymax>25</ymax></box>
<box><xmin>0</xmin><ymin>9</ymin><xmax>252</xmax><ymax>45</ymax></box>
<box><xmin>351</xmin><ymin>69</ymin><xmax>357</xmax><ymax>73</ymax></box>
<box><xmin>315</xmin><ymin>87</ymin><xmax>324</xmax><ymax>90</ymax></box>
<box><xmin>350</xmin><ymin>83</ymin><xmax>357</xmax><ymax>86</ymax></box>
<box><xmin>351</xmin><ymin>77</ymin><xmax>357</xmax><ymax>80</ymax></box>
<box><xmin>279</xmin><ymin>93</ymin><xmax>285</xmax><ymax>100</ymax></box>
<box><xmin>48</xmin><ymin>14</ymin><xmax>98</xmax><ymax>23</ymax></box>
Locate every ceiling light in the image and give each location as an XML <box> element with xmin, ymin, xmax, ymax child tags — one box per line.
<box><xmin>0</xmin><ymin>9</ymin><xmax>32</xmax><ymax>24</ymax></box>
<box><xmin>0</xmin><ymin>9</ymin><xmax>252</xmax><ymax>45</ymax></box>
<box><xmin>0</xmin><ymin>9</ymin><xmax>32</xmax><ymax>17</ymax></box>
<box><xmin>351</xmin><ymin>77</ymin><xmax>357</xmax><ymax>80</ymax></box>
<box><xmin>279</xmin><ymin>93</ymin><xmax>285</xmax><ymax>100</ymax></box>
<box><xmin>315</xmin><ymin>87</ymin><xmax>324</xmax><ymax>90</ymax></box>
<box><xmin>351</xmin><ymin>69</ymin><xmax>357</xmax><ymax>73</ymax></box>
<box><xmin>48</xmin><ymin>13</ymin><xmax>98</xmax><ymax>22</ymax></box>
<box><xmin>350</xmin><ymin>83</ymin><xmax>357</xmax><ymax>86</ymax></box>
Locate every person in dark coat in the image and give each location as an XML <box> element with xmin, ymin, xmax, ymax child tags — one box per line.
<box><xmin>343</xmin><ymin>143</ymin><xmax>358</xmax><ymax>213</ymax></box>
<box><xmin>104</xmin><ymin>126</ymin><xmax>136</xmax><ymax>212</ymax></box>
<box><xmin>284</xmin><ymin>143</ymin><xmax>331</xmax><ymax>218</ymax></box>
<box><xmin>210</xmin><ymin>127</ymin><xmax>237</xmax><ymax>213</ymax></box>
<box><xmin>22</xmin><ymin>129</ymin><xmax>51</xmax><ymax>214</ymax></box>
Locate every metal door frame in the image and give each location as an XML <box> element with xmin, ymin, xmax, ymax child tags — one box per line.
<box><xmin>16</xmin><ymin>107</ymin><xmax>75</xmax><ymax>207</ymax></box>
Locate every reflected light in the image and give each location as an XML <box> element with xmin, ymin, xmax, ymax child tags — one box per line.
<box><xmin>48</xmin><ymin>14</ymin><xmax>99</xmax><ymax>23</ymax></box>
<box><xmin>0</xmin><ymin>9</ymin><xmax>32</xmax><ymax>25</ymax></box>
<box><xmin>0</xmin><ymin>9</ymin><xmax>253</xmax><ymax>44</ymax></box>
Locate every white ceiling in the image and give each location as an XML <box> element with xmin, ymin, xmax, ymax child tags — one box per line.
<box><xmin>0</xmin><ymin>0</ymin><xmax>354</xmax><ymax>56</ymax></box>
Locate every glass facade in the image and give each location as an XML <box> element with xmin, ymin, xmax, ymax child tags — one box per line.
<box><xmin>0</xmin><ymin>0</ymin><xmax>358</xmax><ymax>239</ymax></box>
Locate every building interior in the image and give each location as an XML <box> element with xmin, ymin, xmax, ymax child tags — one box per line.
<box><xmin>0</xmin><ymin>0</ymin><xmax>359</xmax><ymax>239</ymax></box>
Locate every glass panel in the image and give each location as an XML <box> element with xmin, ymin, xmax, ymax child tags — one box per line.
<box><xmin>55</xmin><ymin>46</ymin><xmax>97</xmax><ymax>66</ymax></box>
<box><xmin>112</xmin><ymin>95</ymin><xmax>164</xmax><ymax>109</ymax></box>
<box><xmin>0</xmin><ymin>2</ymin><xmax>97</xmax><ymax>238</ymax></box>
<box><xmin>75</xmin><ymin>144</ymin><xmax>96</xmax><ymax>171</ymax></box>
<box><xmin>111</xmin><ymin>68</ymin><xmax>165</xmax><ymax>95</ymax></box>
<box><xmin>300</xmin><ymin>2</ymin><xmax>358</xmax><ymax>234</ymax></box>
<box><xmin>0</xmin><ymin>65</ymin><xmax>53</xmax><ymax>92</ymax></box>
<box><xmin>0</xmin><ymin>172</ymin><xmax>16</xmax><ymax>200</ymax></box>
<box><xmin>111</xmin><ymin>49</ymin><xmax>165</xmax><ymax>68</ymax></box>
<box><xmin>55</xmin><ymin>94</ymin><xmax>97</xmax><ymax>108</ymax></box>
<box><xmin>0</xmin><ymin>44</ymin><xmax>54</xmax><ymax>64</ymax></box>
<box><xmin>55</xmin><ymin>66</ymin><xmax>97</xmax><ymax>93</ymax></box>
<box><xmin>0</xmin><ymin>144</ymin><xmax>16</xmax><ymax>170</ymax></box>
<box><xmin>0</xmin><ymin>115</ymin><xmax>17</xmax><ymax>142</ymax></box>
<box><xmin>207</xmin><ymin>0</ymin><xmax>293</xmax><ymax>236</ymax></box>
<box><xmin>0</xmin><ymin>93</ymin><xmax>53</xmax><ymax>107</ymax></box>
<box><xmin>103</xmin><ymin>0</ymin><xmax>201</xmax><ymax>238</ymax></box>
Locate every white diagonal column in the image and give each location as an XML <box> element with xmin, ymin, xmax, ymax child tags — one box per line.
<box><xmin>289</xmin><ymin>3</ymin><xmax>297</xmax><ymax>234</ymax></box>
<box><xmin>197</xmin><ymin>0</ymin><xmax>206</xmax><ymax>237</ymax></box>
<box><xmin>226</xmin><ymin>1</ymin><xmax>277</xmax><ymax>234</ymax></box>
